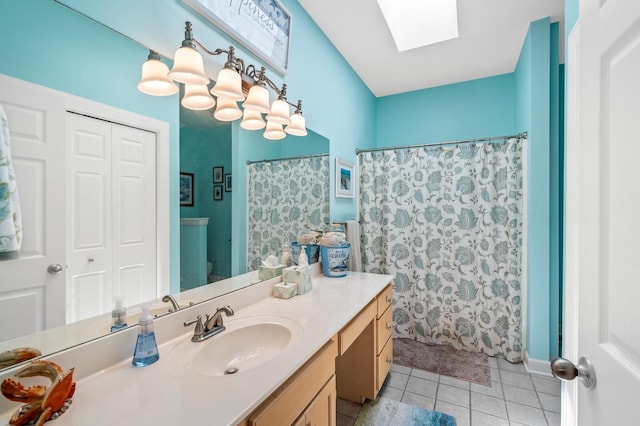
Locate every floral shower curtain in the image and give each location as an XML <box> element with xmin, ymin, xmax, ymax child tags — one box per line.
<box><xmin>247</xmin><ymin>154</ymin><xmax>330</xmax><ymax>270</ymax></box>
<box><xmin>359</xmin><ymin>138</ymin><xmax>524</xmax><ymax>361</ymax></box>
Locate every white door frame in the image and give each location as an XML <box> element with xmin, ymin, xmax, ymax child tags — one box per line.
<box><xmin>563</xmin><ymin>20</ymin><xmax>580</xmax><ymax>426</ymax></box>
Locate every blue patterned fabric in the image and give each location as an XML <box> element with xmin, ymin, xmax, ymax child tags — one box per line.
<box><xmin>0</xmin><ymin>104</ymin><xmax>22</xmax><ymax>254</ymax></box>
<box><xmin>355</xmin><ymin>397</ymin><xmax>457</xmax><ymax>426</ymax></box>
<box><xmin>247</xmin><ymin>155</ymin><xmax>329</xmax><ymax>270</ymax></box>
<box><xmin>358</xmin><ymin>139</ymin><xmax>524</xmax><ymax>361</ymax></box>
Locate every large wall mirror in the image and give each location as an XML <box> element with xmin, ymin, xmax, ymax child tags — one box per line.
<box><xmin>0</xmin><ymin>1</ymin><xmax>329</xmax><ymax>371</ymax></box>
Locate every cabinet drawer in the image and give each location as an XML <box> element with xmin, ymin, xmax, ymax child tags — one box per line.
<box><xmin>376</xmin><ymin>284</ymin><xmax>393</xmax><ymax>318</ymax></box>
<box><xmin>376</xmin><ymin>337</ymin><xmax>393</xmax><ymax>392</ymax></box>
<box><xmin>376</xmin><ymin>305</ymin><xmax>393</xmax><ymax>355</ymax></box>
<box><xmin>339</xmin><ymin>300</ymin><xmax>376</xmax><ymax>355</ymax></box>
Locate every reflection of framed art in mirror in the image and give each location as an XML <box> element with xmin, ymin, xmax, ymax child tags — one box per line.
<box><xmin>213</xmin><ymin>166</ymin><xmax>224</xmax><ymax>183</ymax></box>
<box><xmin>225</xmin><ymin>174</ymin><xmax>232</xmax><ymax>192</ymax></box>
<box><xmin>214</xmin><ymin>185</ymin><xmax>223</xmax><ymax>200</ymax></box>
<box><xmin>180</xmin><ymin>172</ymin><xmax>194</xmax><ymax>206</ymax></box>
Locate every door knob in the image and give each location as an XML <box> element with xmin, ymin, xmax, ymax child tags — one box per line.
<box><xmin>47</xmin><ymin>264</ymin><xmax>64</xmax><ymax>274</ymax></box>
<box><xmin>550</xmin><ymin>356</ymin><xmax>596</xmax><ymax>389</ymax></box>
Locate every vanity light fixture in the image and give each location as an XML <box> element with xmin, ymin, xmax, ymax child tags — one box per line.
<box><xmin>138</xmin><ymin>21</ymin><xmax>307</xmax><ymax>139</ymax></box>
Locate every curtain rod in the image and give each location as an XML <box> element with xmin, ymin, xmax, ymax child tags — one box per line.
<box><xmin>246</xmin><ymin>152</ymin><xmax>328</xmax><ymax>165</ymax></box>
<box><xmin>355</xmin><ymin>132</ymin><xmax>528</xmax><ymax>155</ymax></box>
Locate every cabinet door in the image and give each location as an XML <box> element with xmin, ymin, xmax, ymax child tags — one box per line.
<box><xmin>304</xmin><ymin>375</ymin><xmax>336</xmax><ymax>426</ymax></box>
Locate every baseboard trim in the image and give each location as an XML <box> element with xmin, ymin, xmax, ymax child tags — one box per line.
<box><xmin>524</xmin><ymin>352</ymin><xmax>553</xmax><ymax>377</ymax></box>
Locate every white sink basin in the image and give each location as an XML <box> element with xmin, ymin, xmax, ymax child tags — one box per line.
<box><xmin>165</xmin><ymin>315</ymin><xmax>302</xmax><ymax>377</ymax></box>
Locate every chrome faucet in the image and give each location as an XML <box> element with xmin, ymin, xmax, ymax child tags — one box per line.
<box><xmin>184</xmin><ymin>305</ymin><xmax>234</xmax><ymax>342</ymax></box>
<box><xmin>162</xmin><ymin>294</ymin><xmax>181</xmax><ymax>312</ymax></box>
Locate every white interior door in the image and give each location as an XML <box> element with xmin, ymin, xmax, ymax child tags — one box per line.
<box><xmin>67</xmin><ymin>113</ymin><xmax>157</xmax><ymax>322</ymax></box>
<box><xmin>0</xmin><ymin>75</ymin><xmax>66</xmax><ymax>341</ymax></box>
<box><xmin>66</xmin><ymin>113</ymin><xmax>113</xmax><ymax>322</ymax></box>
<box><xmin>563</xmin><ymin>0</ymin><xmax>640</xmax><ymax>424</ymax></box>
<box><xmin>111</xmin><ymin>122</ymin><xmax>157</xmax><ymax>307</ymax></box>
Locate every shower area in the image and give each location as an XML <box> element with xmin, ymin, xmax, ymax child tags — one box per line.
<box><xmin>358</xmin><ymin>134</ymin><xmax>526</xmax><ymax>362</ymax></box>
<box><xmin>246</xmin><ymin>153</ymin><xmax>330</xmax><ymax>270</ymax></box>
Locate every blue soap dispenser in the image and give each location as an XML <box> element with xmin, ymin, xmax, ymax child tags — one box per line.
<box><xmin>132</xmin><ymin>304</ymin><xmax>159</xmax><ymax>367</ymax></box>
<box><xmin>110</xmin><ymin>296</ymin><xmax>127</xmax><ymax>332</ymax></box>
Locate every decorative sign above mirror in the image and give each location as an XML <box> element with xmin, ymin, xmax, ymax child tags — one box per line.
<box><xmin>183</xmin><ymin>0</ymin><xmax>292</xmax><ymax>75</ymax></box>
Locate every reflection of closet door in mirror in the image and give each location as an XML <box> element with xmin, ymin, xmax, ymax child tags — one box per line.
<box><xmin>67</xmin><ymin>113</ymin><xmax>157</xmax><ymax>322</ymax></box>
<box><xmin>0</xmin><ymin>75</ymin><xmax>67</xmax><ymax>341</ymax></box>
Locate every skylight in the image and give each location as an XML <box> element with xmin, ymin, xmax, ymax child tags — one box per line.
<box><xmin>377</xmin><ymin>0</ymin><xmax>459</xmax><ymax>52</ymax></box>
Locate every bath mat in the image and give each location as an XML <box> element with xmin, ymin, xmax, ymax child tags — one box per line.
<box><xmin>393</xmin><ymin>338</ymin><xmax>490</xmax><ymax>386</ymax></box>
<box><xmin>355</xmin><ymin>396</ymin><xmax>456</xmax><ymax>426</ymax></box>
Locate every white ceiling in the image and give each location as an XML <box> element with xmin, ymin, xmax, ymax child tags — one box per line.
<box><xmin>298</xmin><ymin>0</ymin><xmax>565</xmax><ymax>98</ymax></box>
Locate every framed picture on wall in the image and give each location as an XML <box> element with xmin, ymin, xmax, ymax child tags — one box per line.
<box><xmin>335</xmin><ymin>158</ymin><xmax>355</xmax><ymax>198</ymax></box>
<box><xmin>183</xmin><ymin>0</ymin><xmax>292</xmax><ymax>75</ymax></box>
<box><xmin>214</xmin><ymin>185</ymin><xmax>223</xmax><ymax>201</ymax></box>
<box><xmin>224</xmin><ymin>174</ymin><xmax>232</xmax><ymax>192</ymax></box>
<box><xmin>180</xmin><ymin>172</ymin><xmax>194</xmax><ymax>206</ymax></box>
<box><xmin>213</xmin><ymin>166</ymin><xmax>224</xmax><ymax>183</ymax></box>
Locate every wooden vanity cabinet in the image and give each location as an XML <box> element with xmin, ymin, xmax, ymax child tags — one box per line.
<box><xmin>238</xmin><ymin>281</ymin><xmax>393</xmax><ymax>425</ymax></box>
<box><xmin>335</xmin><ymin>283</ymin><xmax>393</xmax><ymax>404</ymax></box>
<box><xmin>240</xmin><ymin>338</ymin><xmax>338</xmax><ymax>426</ymax></box>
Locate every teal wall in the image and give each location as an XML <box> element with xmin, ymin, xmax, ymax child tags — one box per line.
<box><xmin>180</xmin><ymin>125</ymin><xmax>233</xmax><ymax>281</ymax></box>
<box><xmin>376</xmin><ymin>73</ymin><xmax>518</xmax><ymax>146</ymax></box>
<box><xmin>514</xmin><ymin>17</ymin><xmax>562</xmax><ymax>361</ymax></box>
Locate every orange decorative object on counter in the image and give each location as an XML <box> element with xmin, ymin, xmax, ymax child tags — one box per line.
<box><xmin>1</xmin><ymin>360</ymin><xmax>76</xmax><ymax>426</ymax></box>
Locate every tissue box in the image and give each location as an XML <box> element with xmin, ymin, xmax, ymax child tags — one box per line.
<box><xmin>283</xmin><ymin>266</ymin><xmax>313</xmax><ymax>295</ymax></box>
<box><xmin>272</xmin><ymin>282</ymin><xmax>298</xmax><ymax>299</ymax></box>
<box><xmin>258</xmin><ymin>265</ymin><xmax>285</xmax><ymax>280</ymax></box>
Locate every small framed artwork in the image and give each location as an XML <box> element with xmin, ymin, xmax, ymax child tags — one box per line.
<box><xmin>214</xmin><ymin>185</ymin><xmax>223</xmax><ymax>201</ymax></box>
<box><xmin>213</xmin><ymin>166</ymin><xmax>224</xmax><ymax>184</ymax></box>
<box><xmin>179</xmin><ymin>172</ymin><xmax>194</xmax><ymax>206</ymax></box>
<box><xmin>224</xmin><ymin>174</ymin><xmax>232</xmax><ymax>192</ymax></box>
<box><xmin>335</xmin><ymin>158</ymin><xmax>355</xmax><ymax>199</ymax></box>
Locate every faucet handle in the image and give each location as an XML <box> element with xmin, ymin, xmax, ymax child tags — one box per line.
<box><xmin>184</xmin><ymin>315</ymin><xmax>205</xmax><ymax>340</ymax></box>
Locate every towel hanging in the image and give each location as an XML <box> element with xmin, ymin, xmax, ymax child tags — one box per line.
<box><xmin>0</xmin><ymin>104</ymin><xmax>23</xmax><ymax>255</ymax></box>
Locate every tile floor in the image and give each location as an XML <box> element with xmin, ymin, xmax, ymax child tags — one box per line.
<box><xmin>337</xmin><ymin>357</ymin><xmax>561</xmax><ymax>426</ymax></box>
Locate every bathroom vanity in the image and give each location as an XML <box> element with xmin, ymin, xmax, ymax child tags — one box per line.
<box><xmin>0</xmin><ymin>268</ymin><xmax>393</xmax><ymax>425</ymax></box>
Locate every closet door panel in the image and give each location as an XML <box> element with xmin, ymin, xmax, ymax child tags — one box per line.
<box><xmin>66</xmin><ymin>113</ymin><xmax>112</xmax><ymax>322</ymax></box>
<box><xmin>111</xmin><ymin>124</ymin><xmax>157</xmax><ymax>304</ymax></box>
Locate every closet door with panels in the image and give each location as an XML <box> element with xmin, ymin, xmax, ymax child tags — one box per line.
<box><xmin>67</xmin><ymin>112</ymin><xmax>156</xmax><ymax>322</ymax></box>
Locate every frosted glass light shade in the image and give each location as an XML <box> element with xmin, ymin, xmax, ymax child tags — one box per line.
<box><xmin>181</xmin><ymin>84</ymin><xmax>216</xmax><ymax>110</ymax></box>
<box><xmin>263</xmin><ymin>120</ymin><xmax>286</xmax><ymax>140</ymax></box>
<box><xmin>213</xmin><ymin>97</ymin><xmax>243</xmax><ymax>121</ymax></box>
<box><xmin>137</xmin><ymin>57</ymin><xmax>178</xmax><ymax>96</ymax></box>
<box><xmin>168</xmin><ymin>46</ymin><xmax>209</xmax><ymax>85</ymax></box>
<box><xmin>266</xmin><ymin>99</ymin><xmax>291</xmax><ymax>125</ymax></box>
<box><xmin>211</xmin><ymin>68</ymin><xmax>244</xmax><ymax>101</ymax></box>
<box><xmin>285</xmin><ymin>112</ymin><xmax>307</xmax><ymax>136</ymax></box>
<box><xmin>242</xmin><ymin>84</ymin><xmax>270</xmax><ymax>113</ymax></box>
<box><xmin>240</xmin><ymin>109</ymin><xmax>266</xmax><ymax>130</ymax></box>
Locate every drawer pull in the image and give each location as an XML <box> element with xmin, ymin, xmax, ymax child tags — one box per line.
<box><xmin>386</xmin><ymin>357</ymin><xmax>393</xmax><ymax>364</ymax></box>
<box><xmin>385</xmin><ymin>324</ymin><xmax>392</xmax><ymax>331</ymax></box>
<box><xmin>385</xmin><ymin>296</ymin><xmax>392</xmax><ymax>304</ymax></box>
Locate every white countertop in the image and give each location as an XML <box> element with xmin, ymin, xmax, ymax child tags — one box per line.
<box><xmin>1</xmin><ymin>271</ymin><xmax>392</xmax><ymax>426</ymax></box>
